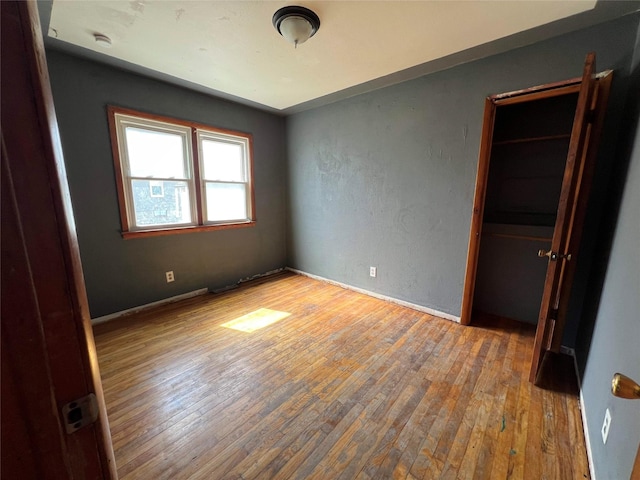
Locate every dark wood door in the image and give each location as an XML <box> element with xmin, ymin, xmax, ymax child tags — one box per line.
<box><xmin>1</xmin><ymin>1</ymin><xmax>116</xmax><ymax>477</ymax></box>
<box><xmin>528</xmin><ymin>53</ymin><xmax>600</xmax><ymax>382</ymax></box>
<box><xmin>632</xmin><ymin>443</ymin><xmax>640</xmax><ymax>480</ymax></box>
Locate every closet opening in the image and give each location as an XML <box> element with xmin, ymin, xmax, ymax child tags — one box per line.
<box><xmin>473</xmin><ymin>93</ymin><xmax>579</xmax><ymax>326</ymax></box>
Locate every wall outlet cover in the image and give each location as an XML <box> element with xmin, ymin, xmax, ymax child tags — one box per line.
<box><xmin>601</xmin><ymin>408</ymin><xmax>611</xmax><ymax>444</ymax></box>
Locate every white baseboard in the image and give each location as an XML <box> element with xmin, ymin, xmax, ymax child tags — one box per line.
<box><xmin>569</xmin><ymin>350</ymin><xmax>597</xmax><ymax>480</ymax></box>
<box><xmin>286</xmin><ymin>267</ymin><xmax>461</xmax><ymax>323</ymax></box>
<box><xmin>91</xmin><ymin>288</ymin><xmax>209</xmax><ymax>325</ymax></box>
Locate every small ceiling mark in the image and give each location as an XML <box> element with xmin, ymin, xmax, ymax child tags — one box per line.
<box><xmin>175</xmin><ymin>8</ymin><xmax>185</xmax><ymax>22</ymax></box>
<box><xmin>130</xmin><ymin>1</ymin><xmax>145</xmax><ymax>14</ymax></box>
<box><xmin>109</xmin><ymin>9</ymin><xmax>136</xmax><ymax>27</ymax></box>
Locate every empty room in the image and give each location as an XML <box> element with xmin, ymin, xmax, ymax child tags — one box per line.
<box><xmin>3</xmin><ymin>1</ymin><xmax>639</xmax><ymax>479</ymax></box>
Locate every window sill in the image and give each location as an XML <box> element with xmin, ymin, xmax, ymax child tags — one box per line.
<box><xmin>121</xmin><ymin>221</ymin><xmax>256</xmax><ymax>239</ymax></box>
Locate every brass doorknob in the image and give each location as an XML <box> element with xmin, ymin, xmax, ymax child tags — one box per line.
<box><xmin>611</xmin><ymin>373</ymin><xmax>640</xmax><ymax>399</ymax></box>
<box><xmin>537</xmin><ymin>249</ymin><xmax>572</xmax><ymax>261</ymax></box>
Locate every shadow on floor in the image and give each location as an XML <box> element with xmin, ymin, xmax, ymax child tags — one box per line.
<box><xmin>535</xmin><ymin>350</ymin><xmax>580</xmax><ymax>395</ymax></box>
<box><xmin>471</xmin><ymin>311</ymin><xmax>579</xmax><ymax>395</ymax></box>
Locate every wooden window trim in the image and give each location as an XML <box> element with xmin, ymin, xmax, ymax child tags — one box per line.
<box><xmin>107</xmin><ymin>106</ymin><xmax>256</xmax><ymax>238</ymax></box>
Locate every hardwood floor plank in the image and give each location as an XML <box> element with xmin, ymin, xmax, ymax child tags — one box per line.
<box><xmin>525</xmin><ymin>377</ymin><xmax>544</xmax><ymax>480</ymax></box>
<box><xmin>445</xmin><ymin>337</ymin><xmax>503</xmax><ymax>479</ymax></box>
<box><xmin>472</xmin><ymin>328</ymin><xmax>520</xmax><ymax>480</ymax></box>
<box><xmin>93</xmin><ymin>273</ymin><xmax>590</xmax><ymax>479</ymax></box>
<box><xmin>567</xmin><ymin>393</ymin><xmax>591</xmax><ymax>479</ymax></box>
<box><xmin>373</xmin><ymin>322</ymin><xmax>461</xmax><ymax>478</ymax></box>
<box><xmin>487</xmin><ymin>327</ymin><xmax>525</xmax><ymax>480</ymax></box>
<box><xmin>376</xmin><ymin>328</ymin><xmax>462</xmax><ymax>477</ymax></box>
<box><xmin>438</xmin><ymin>329</ymin><xmax>513</xmax><ymax>479</ymax></box>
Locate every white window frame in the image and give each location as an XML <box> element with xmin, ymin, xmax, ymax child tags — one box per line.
<box><xmin>196</xmin><ymin>131</ymin><xmax>253</xmax><ymax>225</ymax></box>
<box><xmin>108</xmin><ymin>106</ymin><xmax>256</xmax><ymax>238</ymax></box>
<box><xmin>112</xmin><ymin>113</ymin><xmax>196</xmax><ymax>231</ymax></box>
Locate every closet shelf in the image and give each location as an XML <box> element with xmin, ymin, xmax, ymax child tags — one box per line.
<box><xmin>482</xmin><ymin>232</ymin><xmax>552</xmax><ymax>242</ymax></box>
<box><xmin>492</xmin><ymin>133</ymin><xmax>571</xmax><ymax>146</ymax></box>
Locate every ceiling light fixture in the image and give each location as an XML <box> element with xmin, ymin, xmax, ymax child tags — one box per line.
<box><xmin>272</xmin><ymin>6</ymin><xmax>320</xmax><ymax>48</ymax></box>
<box><xmin>94</xmin><ymin>33</ymin><xmax>112</xmax><ymax>48</ymax></box>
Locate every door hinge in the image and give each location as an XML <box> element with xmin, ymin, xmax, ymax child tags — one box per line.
<box><xmin>545</xmin><ymin>316</ymin><xmax>557</xmax><ymax>350</ymax></box>
<box><xmin>62</xmin><ymin>393</ymin><xmax>99</xmax><ymax>434</ymax></box>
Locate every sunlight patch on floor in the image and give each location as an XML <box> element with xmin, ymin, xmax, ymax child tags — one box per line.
<box><xmin>221</xmin><ymin>308</ymin><xmax>291</xmax><ymax>332</ymax></box>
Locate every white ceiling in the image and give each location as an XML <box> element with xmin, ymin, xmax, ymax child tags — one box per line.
<box><xmin>46</xmin><ymin>1</ymin><xmax>627</xmax><ymax>113</ymax></box>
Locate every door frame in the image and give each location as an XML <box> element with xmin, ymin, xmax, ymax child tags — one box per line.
<box><xmin>460</xmin><ymin>78</ymin><xmax>585</xmax><ymax>327</ymax></box>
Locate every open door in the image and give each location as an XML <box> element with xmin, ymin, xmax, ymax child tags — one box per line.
<box><xmin>1</xmin><ymin>1</ymin><xmax>116</xmax><ymax>477</ymax></box>
<box><xmin>528</xmin><ymin>53</ymin><xmax>598</xmax><ymax>382</ymax></box>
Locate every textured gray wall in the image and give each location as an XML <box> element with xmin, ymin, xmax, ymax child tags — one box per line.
<box><xmin>286</xmin><ymin>14</ymin><xmax>639</xmax><ymax>324</ymax></box>
<box><xmin>46</xmin><ymin>51</ymin><xmax>287</xmax><ymax>318</ymax></box>
<box><xmin>580</xmin><ymin>23</ymin><xmax>640</xmax><ymax>479</ymax></box>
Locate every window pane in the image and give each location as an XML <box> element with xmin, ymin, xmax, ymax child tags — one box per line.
<box><xmin>201</xmin><ymin>139</ymin><xmax>244</xmax><ymax>181</ymax></box>
<box><xmin>205</xmin><ymin>183</ymin><xmax>247</xmax><ymax>222</ymax></box>
<box><xmin>131</xmin><ymin>179</ymin><xmax>192</xmax><ymax>226</ymax></box>
<box><xmin>126</xmin><ymin>127</ymin><xmax>187</xmax><ymax>178</ymax></box>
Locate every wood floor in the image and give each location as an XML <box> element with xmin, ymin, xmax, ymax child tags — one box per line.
<box><xmin>93</xmin><ymin>272</ymin><xmax>590</xmax><ymax>479</ymax></box>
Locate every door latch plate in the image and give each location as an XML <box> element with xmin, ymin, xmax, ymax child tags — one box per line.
<box><xmin>62</xmin><ymin>393</ymin><xmax>99</xmax><ymax>434</ymax></box>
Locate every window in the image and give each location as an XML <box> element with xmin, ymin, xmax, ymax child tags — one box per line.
<box><xmin>108</xmin><ymin>106</ymin><xmax>255</xmax><ymax>238</ymax></box>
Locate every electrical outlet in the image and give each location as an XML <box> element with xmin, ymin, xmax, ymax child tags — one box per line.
<box><xmin>369</xmin><ymin>266</ymin><xmax>377</xmax><ymax>278</ymax></box>
<box><xmin>601</xmin><ymin>408</ymin><xmax>611</xmax><ymax>444</ymax></box>
<box><xmin>166</xmin><ymin>271</ymin><xmax>175</xmax><ymax>283</ymax></box>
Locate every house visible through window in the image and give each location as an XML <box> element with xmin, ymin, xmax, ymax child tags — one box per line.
<box><xmin>149</xmin><ymin>180</ymin><xmax>165</xmax><ymax>198</ymax></box>
<box><xmin>108</xmin><ymin>106</ymin><xmax>255</xmax><ymax>238</ymax></box>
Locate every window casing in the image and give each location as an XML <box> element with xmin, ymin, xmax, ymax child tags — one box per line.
<box><xmin>108</xmin><ymin>106</ymin><xmax>255</xmax><ymax>238</ymax></box>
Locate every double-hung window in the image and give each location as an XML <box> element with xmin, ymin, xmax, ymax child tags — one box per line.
<box><xmin>108</xmin><ymin>107</ymin><xmax>255</xmax><ymax>238</ymax></box>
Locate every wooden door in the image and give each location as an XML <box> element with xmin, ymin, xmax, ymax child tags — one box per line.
<box><xmin>632</xmin><ymin>443</ymin><xmax>640</xmax><ymax>480</ymax></box>
<box><xmin>1</xmin><ymin>1</ymin><xmax>116</xmax><ymax>477</ymax></box>
<box><xmin>528</xmin><ymin>53</ymin><xmax>601</xmax><ymax>382</ymax></box>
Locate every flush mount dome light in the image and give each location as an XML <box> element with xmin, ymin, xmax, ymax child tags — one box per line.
<box><xmin>272</xmin><ymin>6</ymin><xmax>320</xmax><ymax>48</ymax></box>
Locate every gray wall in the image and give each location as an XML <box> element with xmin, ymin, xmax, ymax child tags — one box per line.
<box><xmin>286</xmin><ymin>14</ymin><xmax>639</xmax><ymax>329</ymax></box>
<box><xmin>46</xmin><ymin>51</ymin><xmax>287</xmax><ymax>318</ymax></box>
<box><xmin>579</xmin><ymin>22</ymin><xmax>640</xmax><ymax>479</ymax></box>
